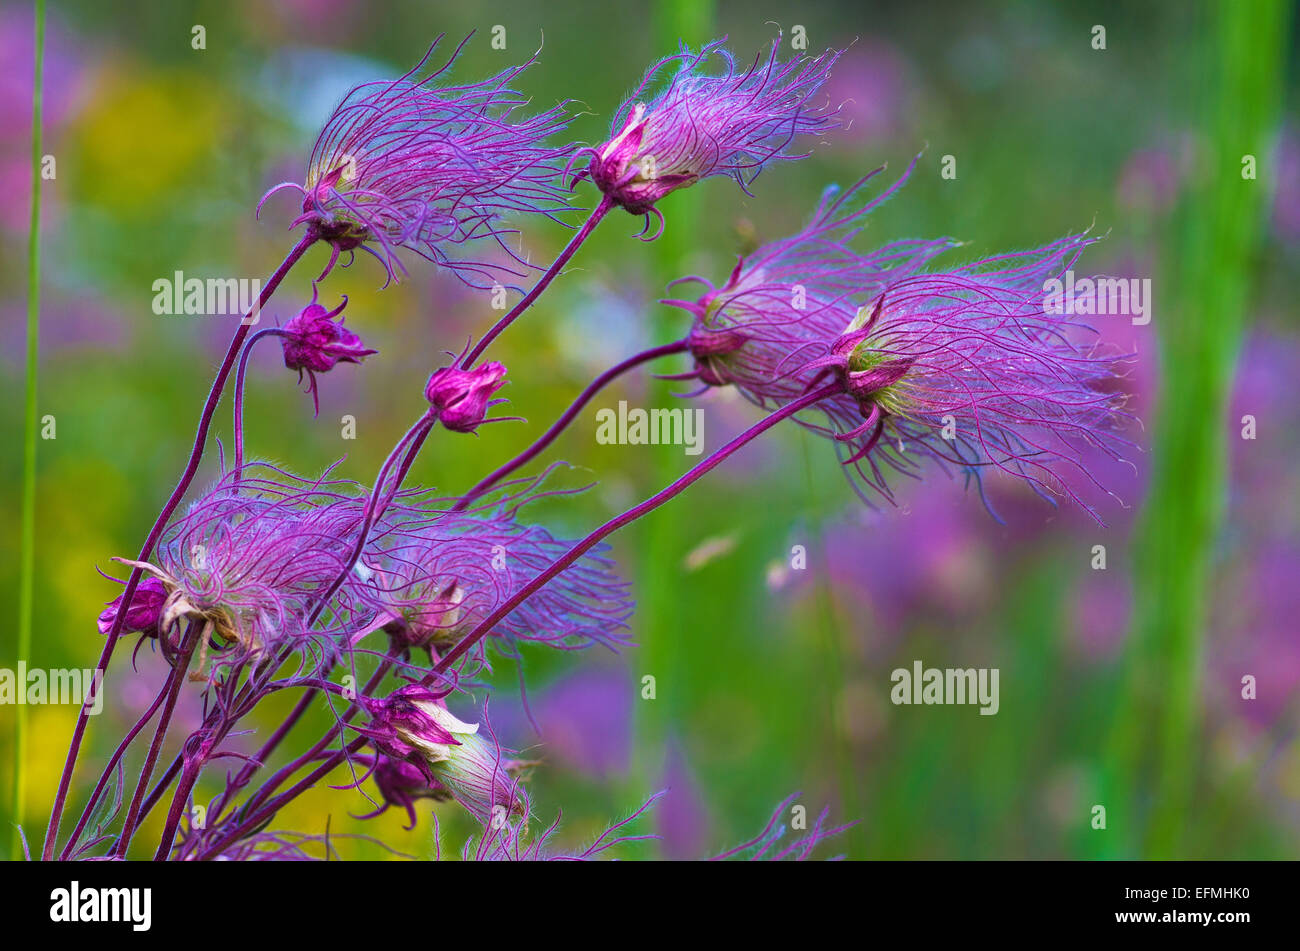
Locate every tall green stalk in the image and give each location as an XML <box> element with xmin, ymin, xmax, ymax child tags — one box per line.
<box><xmin>632</xmin><ymin>0</ymin><xmax>715</xmax><ymax>856</ymax></box>
<box><xmin>1104</xmin><ymin>0</ymin><xmax>1289</xmax><ymax>859</ymax></box>
<box><xmin>12</xmin><ymin>0</ymin><xmax>45</xmax><ymax>862</ymax></box>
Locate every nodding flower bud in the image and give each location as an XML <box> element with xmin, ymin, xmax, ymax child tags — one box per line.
<box><xmin>805</xmin><ymin>296</ymin><xmax>916</xmax><ymax>419</ymax></box>
<box><xmin>368</xmin><ymin>757</ymin><xmax>451</xmax><ymax>830</ymax></box>
<box><xmin>361</xmin><ymin>685</ymin><xmax>527</xmax><ymax>826</ymax></box>
<box><xmin>98</xmin><ymin>576</ymin><xmax>168</xmax><ymax>638</ymax></box>
<box><xmin>280</xmin><ymin>290</ymin><xmax>376</xmax><ymax>414</ymax></box>
<box><xmin>589</xmin><ymin>102</ymin><xmax>698</xmax><ymax>216</ymax></box>
<box><xmin>424</xmin><ymin>361</ymin><xmax>508</xmax><ymax>433</ymax></box>
<box><xmin>686</xmin><ymin>323</ymin><xmax>749</xmax><ymax>388</ymax></box>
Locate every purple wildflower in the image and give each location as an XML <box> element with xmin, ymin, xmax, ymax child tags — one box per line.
<box><xmin>671</xmin><ymin>165</ymin><xmax>1133</xmax><ymax>521</ymax></box>
<box><xmin>576</xmin><ymin>35</ymin><xmax>840</xmax><ymax>235</ymax></box>
<box><xmin>259</xmin><ymin>34</ymin><xmax>575</xmax><ymax>287</ymax></box>
<box><xmin>114</xmin><ymin>464</ymin><xmax>372</xmax><ymax>678</ymax></box>
<box><xmin>424</xmin><ymin>359</ymin><xmax>508</xmax><ymax>433</ymax></box>
<box><xmin>280</xmin><ymin>288</ymin><xmax>375</xmax><ymax>414</ymax></box>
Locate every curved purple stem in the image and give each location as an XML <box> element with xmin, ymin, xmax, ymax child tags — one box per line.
<box><xmin>43</xmin><ymin>233</ymin><xmax>317</xmax><ymax>861</ymax></box>
<box><xmin>454</xmin><ymin>339</ymin><xmax>689</xmax><ymax>511</ymax></box>
<box><xmin>433</xmin><ymin>383</ymin><xmax>842</xmax><ymax>674</ymax></box>
<box><xmin>233</xmin><ymin>327</ymin><xmax>292</xmax><ymax>476</ymax></box>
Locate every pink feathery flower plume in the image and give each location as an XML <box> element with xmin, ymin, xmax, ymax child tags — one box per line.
<box><xmin>667</xmin><ymin>159</ymin><xmax>949</xmax><ymax>388</ymax></box>
<box><xmin>574</xmin><ymin>35</ymin><xmax>841</xmax><ymax>238</ymax></box>
<box><xmin>101</xmin><ymin>464</ymin><xmax>377</xmax><ymax>679</ymax></box>
<box><xmin>260</xmin><ymin>34</ymin><xmax>575</xmax><ymax>288</ymax></box>
<box><xmin>358</xmin><ymin>482</ymin><xmax>634</xmax><ymax>667</ymax></box>
<box><xmin>670</xmin><ymin>163</ymin><xmax>1134</xmax><ymax>522</ymax></box>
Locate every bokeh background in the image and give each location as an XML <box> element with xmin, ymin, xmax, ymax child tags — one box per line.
<box><xmin>1</xmin><ymin>0</ymin><xmax>1296</xmax><ymax>859</ymax></box>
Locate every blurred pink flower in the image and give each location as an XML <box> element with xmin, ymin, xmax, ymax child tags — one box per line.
<box><xmin>824</xmin><ymin>40</ymin><xmax>910</xmax><ymax>144</ymax></box>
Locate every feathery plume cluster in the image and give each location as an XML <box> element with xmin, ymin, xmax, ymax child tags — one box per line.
<box><xmin>578</xmin><ymin>36</ymin><xmax>841</xmax><ymax>235</ymax></box>
<box><xmin>260</xmin><ymin>34</ymin><xmax>575</xmax><ymax>287</ymax></box>
<box><xmin>103</xmin><ymin>465</ymin><xmax>372</xmax><ymax>679</ymax></box>
<box><xmin>671</xmin><ymin>165</ymin><xmax>1132</xmax><ymax>520</ymax></box>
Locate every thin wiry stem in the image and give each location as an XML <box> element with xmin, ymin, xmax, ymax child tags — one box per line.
<box><xmin>44</xmin><ymin>233</ymin><xmax>317</xmax><ymax>860</ymax></box>
<box><xmin>461</xmin><ymin>194</ymin><xmax>614</xmax><ymax>367</ymax></box>
<box><xmin>455</xmin><ymin>339</ymin><xmax>689</xmax><ymax>510</ymax></box>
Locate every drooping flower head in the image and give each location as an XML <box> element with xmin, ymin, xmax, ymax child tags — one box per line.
<box><xmin>98</xmin><ymin>575</ymin><xmax>168</xmax><ymax>640</ymax></box>
<box><xmin>354</xmin><ymin>756</ymin><xmax>451</xmax><ymax>830</ymax></box>
<box><xmin>577</xmin><ymin>35</ymin><xmax>841</xmax><ymax>236</ymax></box>
<box><xmin>359</xmin><ymin>686</ymin><xmax>528</xmax><ymax>826</ymax></box>
<box><xmin>668</xmin><ymin>160</ymin><xmax>948</xmax><ymax>390</ymax></box>
<box><xmin>280</xmin><ymin>287</ymin><xmax>376</xmax><ymax>414</ymax></box>
<box><xmin>112</xmin><ymin>464</ymin><xmax>374</xmax><ymax>678</ymax></box>
<box><xmin>359</xmin><ymin>484</ymin><xmax>633</xmax><ymax>667</ymax></box>
<box><xmin>671</xmin><ymin>164</ymin><xmax>1134</xmax><ymax>521</ymax></box>
<box><xmin>259</xmin><ymin>34</ymin><xmax>575</xmax><ymax>287</ymax></box>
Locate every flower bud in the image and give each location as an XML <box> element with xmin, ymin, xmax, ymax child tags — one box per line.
<box><xmin>382</xmin><ymin>580</ymin><xmax>466</xmax><ymax>656</ymax></box>
<box><xmin>424</xmin><ymin>362</ymin><xmax>508</xmax><ymax>433</ymax></box>
<box><xmin>280</xmin><ymin>292</ymin><xmax>375</xmax><ymax>414</ymax></box>
<box><xmin>589</xmin><ymin>103</ymin><xmax>698</xmax><ymax>215</ymax></box>
<box><xmin>687</xmin><ymin>324</ymin><xmax>749</xmax><ymax>388</ymax></box>
<box><xmin>363</xmin><ymin>686</ymin><xmax>527</xmax><ymax>825</ymax></box>
<box><xmin>371</xmin><ymin>757</ymin><xmax>451</xmax><ymax>829</ymax></box>
<box><xmin>98</xmin><ymin>576</ymin><xmax>168</xmax><ymax>638</ymax></box>
<box><xmin>281</xmin><ymin>295</ymin><xmax>374</xmax><ymax>375</ymax></box>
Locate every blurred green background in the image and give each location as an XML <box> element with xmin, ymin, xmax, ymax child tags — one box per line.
<box><xmin>1</xmin><ymin>0</ymin><xmax>1297</xmax><ymax>859</ymax></box>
